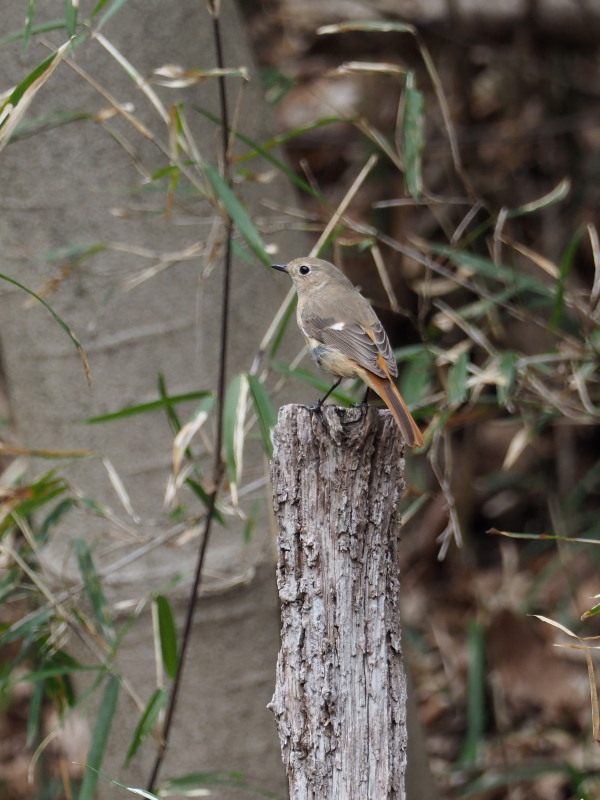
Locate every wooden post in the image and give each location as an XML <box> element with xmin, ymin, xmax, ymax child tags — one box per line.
<box><xmin>269</xmin><ymin>404</ymin><xmax>408</xmax><ymax>800</ymax></box>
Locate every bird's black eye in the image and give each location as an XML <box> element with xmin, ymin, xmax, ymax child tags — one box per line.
<box><xmin>299</xmin><ymin>265</ymin><xmax>310</xmax><ymax>275</ymax></box>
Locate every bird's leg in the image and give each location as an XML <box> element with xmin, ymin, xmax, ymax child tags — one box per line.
<box><xmin>308</xmin><ymin>378</ymin><xmax>342</xmax><ymax>413</ymax></box>
<box><xmin>352</xmin><ymin>386</ymin><xmax>371</xmax><ymax>408</ymax></box>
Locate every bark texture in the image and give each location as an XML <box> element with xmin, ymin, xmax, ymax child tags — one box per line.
<box><xmin>270</xmin><ymin>404</ymin><xmax>408</xmax><ymax>800</ymax></box>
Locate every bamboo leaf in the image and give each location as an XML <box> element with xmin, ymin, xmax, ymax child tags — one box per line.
<box><xmin>243</xmin><ymin>501</ymin><xmax>260</xmax><ymax>544</ymax></box>
<box><xmin>447</xmin><ymin>351</ymin><xmax>469</xmax><ymax>408</ymax></box>
<box><xmin>582</xmin><ymin>603</ymin><xmax>600</xmax><ymax>621</ymax></box>
<box><xmin>194</xmin><ymin>106</ymin><xmax>323</xmax><ymax>199</ymax></box>
<box><xmin>86</xmin><ymin>390</ymin><xmax>211</xmax><ymax>423</ymax></box>
<box><xmin>65</xmin><ymin>0</ymin><xmax>78</xmax><ymax>35</ymax></box>
<box><xmin>155</xmin><ymin>595</ymin><xmax>178</xmax><ymax>680</ymax></box>
<box><xmin>0</xmin><ymin>40</ymin><xmax>71</xmax><ymax>151</ymax></box>
<box><xmin>0</xmin><ymin>270</ymin><xmax>90</xmax><ymax>383</ymax></box>
<box><xmin>92</xmin><ymin>0</ymin><xmax>132</xmax><ymax>29</ymax></box>
<box><xmin>0</xmin><ymin>19</ymin><xmax>67</xmax><ymax>48</ymax></box>
<box><xmin>74</xmin><ymin>539</ymin><xmax>114</xmax><ymax>644</ymax></box>
<box><xmin>185</xmin><ymin>479</ymin><xmax>225</xmax><ymax>525</ymax></box>
<box><xmin>269</xmin><ymin>293</ymin><xmax>297</xmax><ymax>360</ymax></box>
<box><xmin>496</xmin><ymin>351</ymin><xmax>518</xmax><ymax>407</ymax></box>
<box><xmin>78</xmin><ymin>674</ymin><xmax>120</xmax><ymax>800</ymax></box>
<box><xmin>204</xmin><ymin>165</ymin><xmax>270</xmax><ymax>266</ymax></box>
<box><xmin>23</xmin><ymin>0</ymin><xmax>38</xmax><ymax>52</ymax></box>
<box><xmin>124</xmin><ymin>688</ymin><xmax>168</xmax><ymax>768</ymax></box>
<box><xmin>247</xmin><ymin>374</ymin><xmax>276</xmax><ymax>457</ymax></box>
<box><xmin>403</xmin><ymin>71</ymin><xmax>424</xmax><ymax>199</ymax></box>
<box><xmin>26</xmin><ymin>678</ymin><xmax>44</xmax><ymax>746</ymax></box>
<box><xmin>13</xmin><ymin>664</ymin><xmax>101</xmax><ymax>685</ymax></box>
<box><xmin>550</xmin><ymin>227</ymin><xmax>582</xmax><ymax>330</ymax></box>
<box><xmin>0</xmin><ymin>607</ymin><xmax>52</xmax><ymax>648</ymax></box>
<box><xmin>37</xmin><ymin>498</ymin><xmax>77</xmax><ymax>545</ymax></box>
<box><xmin>398</xmin><ymin>351</ymin><xmax>432</xmax><ymax>407</ymax></box>
<box><xmin>223</xmin><ymin>374</ymin><xmax>244</xmax><ymax>487</ymax></box>
<box><xmin>172</xmin><ymin>396</ymin><xmax>214</xmax><ymax>477</ymax></box>
<box><xmin>430</xmin><ymin>244</ymin><xmax>554</xmax><ymax>300</ymax></box>
<box><xmin>458</xmin><ymin>619</ymin><xmax>486</xmax><ymax>766</ymax></box>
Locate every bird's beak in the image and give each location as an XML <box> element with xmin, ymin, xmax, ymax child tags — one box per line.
<box><xmin>271</xmin><ymin>264</ymin><xmax>288</xmax><ymax>273</ymax></box>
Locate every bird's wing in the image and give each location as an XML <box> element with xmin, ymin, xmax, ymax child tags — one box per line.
<box><xmin>301</xmin><ymin>313</ymin><xmax>398</xmax><ymax>379</ymax></box>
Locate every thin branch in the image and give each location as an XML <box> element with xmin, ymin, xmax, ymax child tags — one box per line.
<box><xmin>146</xmin><ymin>5</ymin><xmax>233</xmax><ymax>791</ymax></box>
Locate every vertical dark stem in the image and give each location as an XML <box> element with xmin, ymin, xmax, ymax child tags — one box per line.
<box><xmin>146</xmin><ymin>6</ymin><xmax>232</xmax><ymax>793</ymax></box>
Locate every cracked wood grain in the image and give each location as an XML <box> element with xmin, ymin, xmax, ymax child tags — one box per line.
<box><xmin>269</xmin><ymin>404</ymin><xmax>408</xmax><ymax>800</ymax></box>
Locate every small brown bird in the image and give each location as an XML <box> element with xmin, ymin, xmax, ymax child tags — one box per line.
<box><xmin>272</xmin><ymin>256</ymin><xmax>424</xmax><ymax>447</ymax></box>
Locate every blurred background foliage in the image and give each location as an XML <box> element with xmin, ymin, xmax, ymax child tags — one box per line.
<box><xmin>1</xmin><ymin>1</ymin><xmax>600</xmax><ymax>798</ymax></box>
<box><xmin>240</xmin><ymin>4</ymin><xmax>600</xmax><ymax>798</ymax></box>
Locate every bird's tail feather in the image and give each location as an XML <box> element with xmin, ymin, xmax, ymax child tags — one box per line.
<box><xmin>366</xmin><ymin>373</ymin><xmax>424</xmax><ymax>448</ymax></box>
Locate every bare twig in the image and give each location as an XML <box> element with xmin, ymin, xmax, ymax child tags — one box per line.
<box><xmin>146</xmin><ymin>4</ymin><xmax>234</xmax><ymax>791</ymax></box>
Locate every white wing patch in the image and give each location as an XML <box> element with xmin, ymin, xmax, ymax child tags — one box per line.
<box><xmin>329</xmin><ymin>322</ymin><xmax>346</xmax><ymax>331</ymax></box>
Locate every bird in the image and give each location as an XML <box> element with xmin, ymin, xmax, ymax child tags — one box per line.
<box><xmin>272</xmin><ymin>256</ymin><xmax>424</xmax><ymax>447</ymax></box>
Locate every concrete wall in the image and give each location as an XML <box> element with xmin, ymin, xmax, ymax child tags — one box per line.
<box><xmin>0</xmin><ymin>2</ymin><xmax>305</xmax><ymax>795</ymax></box>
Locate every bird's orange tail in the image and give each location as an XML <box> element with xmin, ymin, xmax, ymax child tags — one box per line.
<box><xmin>365</xmin><ymin>372</ymin><xmax>424</xmax><ymax>448</ymax></box>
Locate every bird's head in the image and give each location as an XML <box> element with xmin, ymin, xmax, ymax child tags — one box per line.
<box><xmin>272</xmin><ymin>257</ymin><xmax>349</xmax><ymax>295</ymax></box>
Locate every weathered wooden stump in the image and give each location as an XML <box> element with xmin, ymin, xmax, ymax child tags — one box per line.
<box><xmin>269</xmin><ymin>404</ymin><xmax>408</xmax><ymax>800</ymax></box>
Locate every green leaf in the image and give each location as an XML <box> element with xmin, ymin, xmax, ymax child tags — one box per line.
<box><xmin>92</xmin><ymin>0</ymin><xmax>132</xmax><ymax>29</ymax></box>
<box><xmin>243</xmin><ymin>501</ymin><xmax>260</xmax><ymax>544</ymax></box>
<box><xmin>74</xmin><ymin>539</ymin><xmax>114</xmax><ymax>644</ymax></box>
<box><xmin>0</xmin><ymin>19</ymin><xmax>67</xmax><ymax>48</ymax></box>
<box><xmin>155</xmin><ymin>595</ymin><xmax>178</xmax><ymax>680</ymax></box>
<box><xmin>14</xmin><ymin>663</ymin><xmax>101</xmax><ymax>686</ymax></box>
<box><xmin>582</xmin><ymin>602</ymin><xmax>600</xmax><ymax>620</ymax></box>
<box><xmin>85</xmin><ymin>390</ymin><xmax>211</xmax><ymax>423</ymax></box>
<box><xmin>0</xmin><ymin>473</ymin><xmax>68</xmax><ymax>535</ymax></box>
<box><xmin>185</xmin><ymin>479</ymin><xmax>225</xmax><ymax>525</ymax></box>
<box><xmin>194</xmin><ymin>106</ymin><xmax>323</xmax><ymax>200</ymax></box>
<box><xmin>0</xmin><ymin>607</ymin><xmax>52</xmax><ymax>648</ymax></box>
<box><xmin>430</xmin><ymin>244</ymin><xmax>554</xmax><ymax>300</ymax></box>
<box><xmin>0</xmin><ymin>271</ymin><xmax>90</xmax><ymax>383</ymax></box>
<box><xmin>26</xmin><ymin>678</ymin><xmax>44</xmax><ymax>746</ymax></box>
<box><xmin>1</xmin><ymin>51</ymin><xmax>57</xmax><ymax>120</ymax></box>
<box><xmin>403</xmin><ymin>71</ymin><xmax>424</xmax><ymax>199</ymax></box>
<box><xmin>124</xmin><ymin>688</ymin><xmax>168</xmax><ymax>768</ymax></box>
<box><xmin>496</xmin><ymin>351</ymin><xmax>518</xmax><ymax>407</ymax></box>
<box><xmin>157</xmin><ymin>372</ymin><xmax>184</xmax><ymax>437</ymax></box>
<box><xmin>397</xmin><ymin>351</ymin><xmax>432</xmax><ymax>407</ymax></box>
<box><xmin>204</xmin><ymin>164</ymin><xmax>270</xmax><ymax>265</ymax></box>
<box><xmin>223</xmin><ymin>374</ymin><xmax>245</xmax><ymax>486</ymax></box>
<box><xmin>550</xmin><ymin>226</ymin><xmax>582</xmax><ymax>330</ymax></box>
<box><xmin>65</xmin><ymin>0</ymin><xmax>78</xmax><ymax>35</ymax></box>
<box><xmin>78</xmin><ymin>674</ymin><xmax>120</xmax><ymax>800</ymax></box>
<box><xmin>247</xmin><ymin>374</ymin><xmax>276</xmax><ymax>457</ymax></box>
<box><xmin>269</xmin><ymin>294</ymin><xmax>298</xmax><ymax>361</ymax></box>
<box><xmin>0</xmin><ymin>569</ymin><xmax>21</xmax><ymax>606</ymax></box>
<box><xmin>37</xmin><ymin>497</ymin><xmax>77</xmax><ymax>546</ymax></box>
<box><xmin>23</xmin><ymin>0</ymin><xmax>38</xmax><ymax>52</ymax></box>
<box><xmin>458</xmin><ymin>619</ymin><xmax>486</xmax><ymax>766</ymax></box>
<box><xmin>447</xmin><ymin>351</ymin><xmax>469</xmax><ymax>408</ymax></box>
